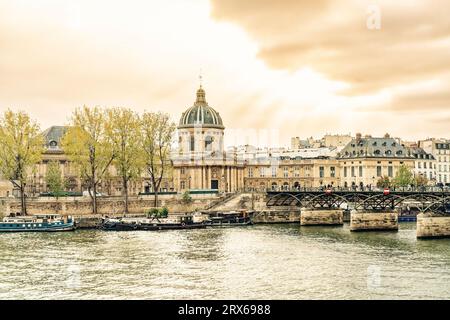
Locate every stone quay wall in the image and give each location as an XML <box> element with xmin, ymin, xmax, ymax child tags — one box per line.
<box><xmin>350</xmin><ymin>211</ymin><xmax>398</xmax><ymax>231</ymax></box>
<box><xmin>2</xmin><ymin>194</ymin><xmax>218</xmax><ymax>217</ymax></box>
<box><xmin>300</xmin><ymin>209</ymin><xmax>343</xmax><ymax>226</ymax></box>
<box><xmin>253</xmin><ymin>208</ymin><xmax>301</xmax><ymax>224</ymax></box>
<box><xmin>417</xmin><ymin>214</ymin><xmax>450</xmax><ymax>239</ymax></box>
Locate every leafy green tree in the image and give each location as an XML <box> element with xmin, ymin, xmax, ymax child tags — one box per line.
<box><xmin>376</xmin><ymin>176</ymin><xmax>391</xmax><ymax>189</ymax></box>
<box><xmin>0</xmin><ymin>110</ymin><xmax>44</xmax><ymax>215</ymax></box>
<box><xmin>141</xmin><ymin>112</ymin><xmax>176</xmax><ymax>207</ymax></box>
<box><xmin>105</xmin><ymin>108</ymin><xmax>143</xmax><ymax>213</ymax></box>
<box><xmin>182</xmin><ymin>190</ymin><xmax>192</xmax><ymax>204</ymax></box>
<box><xmin>414</xmin><ymin>175</ymin><xmax>429</xmax><ymax>188</ymax></box>
<box><xmin>45</xmin><ymin>160</ymin><xmax>68</xmax><ymax>199</ymax></box>
<box><xmin>62</xmin><ymin>106</ymin><xmax>115</xmax><ymax>215</ymax></box>
<box><xmin>393</xmin><ymin>164</ymin><xmax>414</xmax><ymax>188</ymax></box>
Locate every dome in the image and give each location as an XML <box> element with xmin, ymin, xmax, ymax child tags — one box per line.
<box><xmin>178</xmin><ymin>86</ymin><xmax>224</xmax><ymax>129</ymax></box>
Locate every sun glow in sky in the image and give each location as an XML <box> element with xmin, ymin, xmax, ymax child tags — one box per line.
<box><xmin>1</xmin><ymin>0</ymin><xmax>449</xmax><ymax>147</ymax></box>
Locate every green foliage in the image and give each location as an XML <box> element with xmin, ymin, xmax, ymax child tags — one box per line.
<box><xmin>61</xmin><ymin>106</ymin><xmax>115</xmax><ymax>214</ymax></box>
<box><xmin>45</xmin><ymin>161</ymin><xmax>68</xmax><ymax>198</ymax></box>
<box><xmin>414</xmin><ymin>175</ymin><xmax>429</xmax><ymax>187</ymax></box>
<box><xmin>141</xmin><ymin>111</ymin><xmax>176</xmax><ymax>207</ymax></box>
<box><xmin>0</xmin><ymin>110</ymin><xmax>44</xmax><ymax>214</ymax></box>
<box><xmin>376</xmin><ymin>176</ymin><xmax>391</xmax><ymax>188</ymax></box>
<box><xmin>182</xmin><ymin>190</ymin><xmax>192</xmax><ymax>204</ymax></box>
<box><xmin>105</xmin><ymin>108</ymin><xmax>143</xmax><ymax>213</ymax></box>
<box><xmin>393</xmin><ymin>164</ymin><xmax>414</xmax><ymax>188</ymax></box>
<box><xmin>147</xmin><ymin>207</ymin><xmax>169</xmax><ymax>218</ymax></box>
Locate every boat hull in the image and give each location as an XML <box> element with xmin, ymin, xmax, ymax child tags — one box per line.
<box><xmin>100</xmin><ymin>222</ymin><xmax>207</xmax><ymax>231</ymax></box>
<box><xmin>0</xmin><ymin>223</ymin><xmax>76</xmax><ymax>232</ymax></box>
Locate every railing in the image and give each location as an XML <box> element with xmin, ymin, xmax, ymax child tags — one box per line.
<box><xmin>266</xmin><ymin>186</ymin><xmax>450</xmax><ymax>193</ymax></box>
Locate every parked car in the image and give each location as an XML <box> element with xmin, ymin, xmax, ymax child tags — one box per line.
<box><xmin>82</xmin><ymin>191</ymin><xmax>103</xmax><ymax>197</ymax></box>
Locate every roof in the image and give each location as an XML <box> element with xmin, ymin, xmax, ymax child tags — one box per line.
<box><xmin>42</xmin><ymin>126</ymin><xmax>69</xmax><ymax>151</ymax></box>
<box><xmin>339</xmin><ymin>137</ymin><xmax>413</xmax><ymax>159</ymax></box>
<box><xmin>178</xmin><ymin>86</ymin><xmax>224</xmax><ymax>129</ymax></box>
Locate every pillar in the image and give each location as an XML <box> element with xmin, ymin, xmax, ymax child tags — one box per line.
<box><xmin>300</xmin><ymin>208</ymin><xmax>343</xmax><ymax>226</ymax></box>
<box><xmin>350</xmin><ymin>211</ymin><xmax>398</xmax><ymax>231</ymax></box>
<box><xmin>417</xmin><ymin>214</ymin><xmax>450</xmax><ymax>239</ymax></box>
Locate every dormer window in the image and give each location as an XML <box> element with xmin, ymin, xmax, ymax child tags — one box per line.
<box><xmin>49</xmin><ymin>140</ymin><xmax>58</xmax><ymax>149</ymax></box>
<box><xmin>385</xmin><ymin>150</ymin><xmax>392</xmax><ymax>155</ymax></box>
<box><xmin>374</xmin><ymin>150</ymin><xmax>381</xmax><ymax>155</ymax></box>
<box><xmin>396</xmin><ymin>150</ymin><xmax>403</xmax><ymax>156</ymax></box>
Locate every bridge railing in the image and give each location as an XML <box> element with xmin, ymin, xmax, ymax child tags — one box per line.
<box><xmin>265</xmin><ymin>186</ymin><xmax>450</xmax><ymax>193</ymax></box>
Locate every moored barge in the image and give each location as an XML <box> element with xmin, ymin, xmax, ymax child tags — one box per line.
<box><xmin>100</xmin><ymin>215</ymin><xmax>207</xmax><ymax>231</ymax></box>
<box><xmin>0</xmin><ymin>214</ymin><xmax>75</xmax><ymax>232</ymax></box>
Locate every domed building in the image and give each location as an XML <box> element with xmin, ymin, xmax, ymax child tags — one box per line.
<box><xmin>172</xmin><ymin>85</ymin><xmax>244</xmax><ymax>193</ymax></box>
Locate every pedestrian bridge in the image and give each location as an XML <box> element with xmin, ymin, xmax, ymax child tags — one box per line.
<box><xmin>266</xmin><ymin>189</ymin><xmax>450</xmax><ymax>214</ymax></box>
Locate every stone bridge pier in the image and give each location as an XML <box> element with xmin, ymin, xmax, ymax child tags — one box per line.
<box><xmin>350</xmin><ymin>211</ymin><xmax>398</xmax><ymax>232</ymax></box>
<box><xmin>300</xmin><ymin>208</ymin><xmax>343</xmax><ymax>226</ymax></box>
<box><xmin>417</xmin><ymin>214</ymin><xmax>450</xmax><ymax>238</ymax></box>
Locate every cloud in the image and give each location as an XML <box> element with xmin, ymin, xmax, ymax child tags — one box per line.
<box><xmin>211</xmin><ymin>0</ymin><xmax>450</xmax><ymax>96</ymax></box>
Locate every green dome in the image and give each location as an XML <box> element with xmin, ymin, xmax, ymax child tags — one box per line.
<box><xmin>178</xmin><ymin>86</ymin><xmax>224</xmax><ymax>129</ymax></box>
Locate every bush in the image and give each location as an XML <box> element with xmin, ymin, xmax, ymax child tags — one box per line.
<box><xmin>182</xmin><ymin>190</ymin><xmax>192</xmax><ymax>204</ymax></box>
<box><xmin>147</xmin><ymin>208</ymin><xmax>159</xmax><ymax>218</ymax></box>
<box><xmin>160</xmin><ymin>207</ymin><xmax>169</xmax><ymax>218</ymax></box>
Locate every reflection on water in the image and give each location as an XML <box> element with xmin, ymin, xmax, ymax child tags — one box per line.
<box><xmin>0</xmin><ymin>223</ymin><xmax>450</xmax><ymax>300</ymax></box>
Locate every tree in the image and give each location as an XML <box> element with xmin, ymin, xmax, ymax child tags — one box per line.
<box><xmin>376</xmin><ymin>176</ymin><xmax>391</xmax><ymax>189</ymax></box>
<box><xmin>393</xmin><ymin>164</ymin><xmax>413</xmax><ymax>189</ymax></box>
<box><xmin>141</xmin><ymin>112</ymin><xmax>176</xmax><ymax>207</ymax></box>
<box><xmin>414</xmin><ymin>175</ymin><xmax>429</xmax><ymax>188</ymax></box>
<box><xmin>182</xmin><ymin>190</ymin><xmax>192</xmax><ymax>204</ymax></box>
<box><xmin>105</xmin><ymin>108</ymin><xmax>143</xmax><ymax>213</ymax></box>
<box><xmin>45</xmin><ymin>160</ymin><xmax>68</xmax><ymax>199</ymax></box>
<box><xmin>0</xmin><ymin>110</ymin><xmax>44</xmax><ymax>215</ymax></box>
<box><xmin>61</xmin><ymin>106</ymin><xmax>115</xmax><ymax>215</ymax></box>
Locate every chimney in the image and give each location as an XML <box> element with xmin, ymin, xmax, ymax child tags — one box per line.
<box><xmin>384</xmin><ymin>133</ymin><xmax>390</xmax><ymax>138</ymax></box>
<box><xmin>356</xmin><ymin>133</ymin><xmax>362</xmax><ymax>143</ymax></box>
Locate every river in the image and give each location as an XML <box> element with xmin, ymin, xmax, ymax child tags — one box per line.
<box><xmin>1</xmin><ymin>223</ymin><xmax>449</xmax><ymax>300</ymax></box>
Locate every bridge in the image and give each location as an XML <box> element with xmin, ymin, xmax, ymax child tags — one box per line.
<box><xmin>266</xmin><ymin>189</ymin><xmax>450</xmax><ymax>215</ymax></box>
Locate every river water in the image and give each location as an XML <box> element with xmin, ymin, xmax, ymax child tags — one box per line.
<box><xmin>0</xmin><ymin>223</ymin><xmax>449</xmax><ymax>300</ymax></box>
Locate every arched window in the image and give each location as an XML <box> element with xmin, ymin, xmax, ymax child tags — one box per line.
<box><xmin>374</xmin><ymin>150</ymin><xmax>381</xmax><ymax>155</ymax></box>
<box><xmin>205</xmin><ymin>136</ymin><xmax>213</xmax><ymax>151</ymax></box>
<box><xmin>271</xmin><ymin>182</ymin><xmax>278</xmax><ymax>191</ymax></box>
<box><xmin>385</xmin><ymin>150</ymin><xmax>392</xmax><ymax>155</ymax></box>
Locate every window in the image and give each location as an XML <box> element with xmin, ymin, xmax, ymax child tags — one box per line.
<box><xmin>351</xmin><ymin>166</ymin><xmax>355</xmax><ymax>177</ymax></box>
<box><xmin>344</xmin><ymin>167</ymin><xmax>348</xmax><ymax>178</ymax></box>
<box><xmin>190</xmin><ymin>136</ymin><xmax>195</xmax><ymax>151</ymax></box>
<box><xmin>283</xmin><ymin>167</ymin><xmax>289</xmax><ymax>178</ymax></box>
<box><xmin>248</xmin><ymin>168</ymin><xmax>253</xmax><ymax>178</ymax></box>
<box><xmin>259</xmin><ymin>167</ymin><xmax>265</xmax><ymax>178</ymax></box>
<box><xmin>319</xmin><ymin>167</ymin><xmax>324</xmax><ymax>178</ymax></box>
<box><xmin>359</xmin><ymin>166</ymin><xmax>363</xmax><ymax>177</ymax></box>
<box><xmin>272</xmin><ymin>166</ymin><xmax>278</xmax><ymax>178</ymax></box>
<box><xmin>294</xmin><ymin>167</ymin><xmax>300</xmax><ymax>178</ymax></box>
<box><xmin>377</xmin><ymin>166</ymin><xmax>382</xmax><ymax>177</ymax></box>
<box><xmin>388</xmin><ymin>166</ymin><xmax>393</xmax><ymax>177</ymax></box>
<box><xmin>330</xmin><ymin>167</ymin><xmax>335</xmax><ymax>178</ymax></box>
<box><xmin>180</xmin><ymin>181</ymin><xmax>185</xmax><ymax>190</ymax></box>
<box><xmin>180</xmin><ymin>168</ymin><xmax>185</xmax><ymax>175</ymax></box>
<box><xmin>204</xmin><ymin>136</ymin><xmax>213</xmax><ymax>151</ymax></box>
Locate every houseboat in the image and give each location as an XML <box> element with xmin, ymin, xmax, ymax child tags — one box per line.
<box><xmin>0</xmin><ymin>214</ymin><xmax>75</xmax><ymax>232</ymax></box>
<box><xmin>205</xmin><ymin>211</ymin><xmax>253</xmax><ymax>227</ymax></box>
<box><xmin>100</xmin><ymin>215</ymin><xmax>208</xmax><ymax>231</ymax></box>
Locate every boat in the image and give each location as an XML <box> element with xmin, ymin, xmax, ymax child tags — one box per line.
<box><xmin>205</xmin><ymin>211</ymin><xmax>253</xmax><ymax>227</ymax></box>
<box><xmin>100</xmin><ymin>215</ymin><xmax>207</xmax><ymax>231</ymax></box>
<box><xmin>0</xmin><ymin>214</ymin><xmax>76</xmax><ymax>232</ymax></box>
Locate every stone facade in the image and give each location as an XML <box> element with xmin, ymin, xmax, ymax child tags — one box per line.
<box><xmin>350</xmin><ymin>211</ymin><xmax>398</xmax><ymax>231</ymax></box>
<box><xmin>417</xmin><ymin>214</ymin><xmax>450</xmax><ymax>238</ymax></box>
<box><xmin>300</xmin><ymin>209</ymin><xmax>343</xmax><ymax>226</ymax></box>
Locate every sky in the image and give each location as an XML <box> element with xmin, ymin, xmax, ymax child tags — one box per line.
<box><xmin>0</xmin><ymin>0</ymin><xmax>449</xmax><ymax>147</ymax></box>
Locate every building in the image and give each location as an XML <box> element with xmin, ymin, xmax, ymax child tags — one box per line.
<box><xmin>410</xmin><ymin>147</ymin><xmax>436</xmax><ymax>183</ymax></box>
<box><xmin>419</xmin><ymin>138</ymin><xmax>450</xmax><ymax>186</ymax></box>
<box><xmin>172</xmin><ymin>85</ymin><xmax>245</xmax><ymax>193</ymax></box>
<box><xmin>338</xmin><ymin>133</ymin><xmax>415</xmax><ymax>189</ymax></box>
